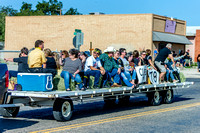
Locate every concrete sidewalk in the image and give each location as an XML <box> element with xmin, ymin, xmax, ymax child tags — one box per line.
<box><xmin>181</xmin><ymin>68</ymin><xmax>200</xmax><ymax>78</ymax></box>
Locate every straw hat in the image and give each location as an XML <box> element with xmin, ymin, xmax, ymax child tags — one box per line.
<box><xmin>104</xmin><ymin>46</ymin><xmax>116</xmax><ymax>53</ymax></box>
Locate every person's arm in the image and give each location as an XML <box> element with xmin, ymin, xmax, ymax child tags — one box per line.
<box><xmin>100</xmin><ymin>66</ymin><xmax>106</xmax><ymax>75</ymax></box>
<box><xmin>4</xmin><ymin>58</ymin><xmax>14</xmax><ymax>62</ymax></box>
<box><xmin>148</xmin><ymin>59</ymin><xmax>157</xmax><ymax>70</ymax></box>
<box><xmin>169</xmin><ymin>54</ymin><xmax>175</xmax><ymax>67</ymax></box>
<box><xmin>73</xmin><ymin>69</ymin><xmax>80</xmax><ymax>77</ymax></box>
<box><xmin>198</xmin><ymin>57</ymin><xmax>200</xmax><ymax>61</ymax></box>
<box><xmin>59</xmin><ymin>57</ymin><xmax>64</xmax><ymax>66</ymax></box>
<box><xmin>174</xmin><ymin>55</ymin><xmax>185</xmax><ymax>61</ymax></box>
<box><xmin>41</xmin><ymin>52</ymin><xmax>47</xmax><ymax>68</ymax></box>
<box><xmin>73</xmin><ymin>60</ymin><xmax>82</xmax><ymax>77</ymax></box>
<box><xmin>43</xmin><ymin>63</ymin><xmax>46</xmax><ymax>68</ymax></box>
<box><xmin>90</xmin><ymin>66</ymin><xmax>99</xmax><ymax>70</ymax></box>
<box><xmin>138</xmin><ymin>57</ymin><xmax>141</xmax><ymax>66</ymax></box>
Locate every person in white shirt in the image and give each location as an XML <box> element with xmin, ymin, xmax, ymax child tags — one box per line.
<box><xmin>84</xmin><ymin>48</ymin><xmax>105</xmax><ymax>89</ymax></box>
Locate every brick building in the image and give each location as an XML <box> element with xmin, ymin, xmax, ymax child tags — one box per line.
<box><xmin>186</xmin><ymin>26</ymin><xmax>200</xmax><ymax>62</ymax></box>
<box><xmin>5</xmin><ymin>14</ymin><xmax>191</xmax><ymax>57</ymax></box>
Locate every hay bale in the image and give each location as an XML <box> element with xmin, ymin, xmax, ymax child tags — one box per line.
<box><xmin>179</xmin><ymin>72</ymin><xmax>186</xmax><ymax>82</ymax></box>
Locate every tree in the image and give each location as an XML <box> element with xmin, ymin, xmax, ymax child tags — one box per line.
<box><xmin>36</xmin><ymin>0</ymin><xmax>63</xmax><ymax>15</ymax></box>
<box><xmin>16</xmin><ymin>2</ymin><xmax>44</xmax><ymax>16</ymax></box>
<box><xmin>64</xmin><ymin>8</ymin><xmax>82</xmax><ymax>15</ymax></box>
<box><xmin>0</xmin><ymin>6</ymin><xmax>17</xmax><ymax>42</ymax></box>
<box><xmin>0</xmin><ymin>6</ymin><xmax>17</xmax><ymax>16</ymax></box>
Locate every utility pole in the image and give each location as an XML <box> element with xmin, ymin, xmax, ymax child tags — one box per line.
<box><xmin>59</xmin><ymin>9</ymin><xmax>61</xmax><ymax>15</ymax></box>
<box><xmin>56</xmin><ymin>9</ymin><xmax>66</xmax><ymax>15</ymax></box>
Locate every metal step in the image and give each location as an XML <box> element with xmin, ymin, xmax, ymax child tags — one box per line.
<box><xmin>0</xmin><ymin>103</ymin><xmax>24</xmax><ymax>108</ymax></box>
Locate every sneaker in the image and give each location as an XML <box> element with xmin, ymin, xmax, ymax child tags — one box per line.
<box><xmin>111</xmin><ymin>83</ymin><xmax>122</xmax><ymax>87</ymax></box>
<box><xmin>173</xmin><ymin>80</ymin><xmax>179</xmax><ymax>83</ymax></box>
<box><xmin>103</xmin><ymin>85</ymin><xmax>110</xmax><ymax>88</ymax></box>
<box><xmin>81</xmin><ymin>87</ymin><xmax>86</xmax><ymax>91</ymax></box>
<box><xmin>66</xmin><ymin>88</ymin><xmax>71</xmax><ymax>91</ymax></box>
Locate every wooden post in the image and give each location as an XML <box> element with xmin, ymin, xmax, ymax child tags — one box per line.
<box><xmin>90</xmin><ymin>42</ymin><xmax>94</xmax><ymax>55</ymax></box>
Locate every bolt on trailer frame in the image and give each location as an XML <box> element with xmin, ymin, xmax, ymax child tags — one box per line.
<box><xmin>0</xmin><ymin>81</ymin><xmax>194</xmax><ymax>121</ymax></box>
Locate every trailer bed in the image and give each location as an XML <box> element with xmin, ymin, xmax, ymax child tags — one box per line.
<box><xmin>9</xmin><ymin>82</ymin><xmax>194</xmax><ymax>98</ymax></box>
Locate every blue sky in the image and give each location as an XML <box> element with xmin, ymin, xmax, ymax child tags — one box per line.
<box><xmin>0</xmin><ymin>0</ymin><xmax>199</xmax><ymax>26</ymax></box>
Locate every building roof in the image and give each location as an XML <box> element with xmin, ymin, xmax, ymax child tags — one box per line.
<box><xmin>186</xmin><ymin>26</ymin><xmax>200</xmax><ymax>36</ymax></box>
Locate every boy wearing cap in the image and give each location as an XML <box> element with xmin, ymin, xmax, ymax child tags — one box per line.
<box><xmin>84</xmin><ymin>48</ymin><xmax>105</xmax><ymax>89</ymax></box>
<box><xmin>99</xmin><ymin>46</ymin><xmax>122</xmax><ymax>87</ymax></box>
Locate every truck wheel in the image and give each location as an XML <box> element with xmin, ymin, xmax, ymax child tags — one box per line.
<box><xmin>118</xmin><ymin>95</ymin><xmax>130</xmax><ymax>104</ymax></box>
<box><xmin>104</xmin><ymin>96</ymin><xmax>116</xmax><ymax>105</ymax></box>
<box><xmin>1</xmin><ymin>107</ymin><xmax>20</xmax><ymax>117</ymax></box>
<box><xmin>53</xmin><ymin>99</ymin><xmax>73</xmax><ymax>121</ymax></box>
<box><xmin>148</xmin><ymin>91</ymin><xmax>162</xmax><ymax>106</ymax></box>
<box><xmin>163</xmin><ymin>90</ymin><xmax>173</xmax><ymax>104</ymax></box>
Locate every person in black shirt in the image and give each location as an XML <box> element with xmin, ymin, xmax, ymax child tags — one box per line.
<box><xmin>4</xmin><ymin>47</ymin><xmax>29</xmax><ymax>78</ymax></box>
<box><xmin>197</xmin><ymin>54</ymin><xmax>200</xmax><ymax>72</ymax></box>
<box><xmin>146</xmin><ymin>49</ymin><xmax>157</xmax><ymax>70</ymax></box>
<box><xmin>44</xmin><ymin>48</ymin><xmax>57</xmax><ymax>77</ymax></box>
<box><xmin>184</xmin><ymin>49</ymin><xmax>191</xmax><ymax>67</ymax></box>
<box><xmin>154</xmin><ymin>43</ymin><xmax>175</xmax><ymax>83</ymax></box>
<box><xmin>138</xmin><ymin>51</ymin><xmax>148</xmax><ymax>66</ymax></box>
<box><xmin>132</xmin><ymin>50</ymin><xmax>140</xmax><ymax>66</ymax></box>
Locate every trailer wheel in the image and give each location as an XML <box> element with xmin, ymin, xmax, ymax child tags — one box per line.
<box><xmin>163</xmin><ymin>90</ymin><xmax>173</xmax><ymax>104</ymax></box>
<box><xmin>148</xmin><ymin>91</ymin><xmax>162</xmax><ymax>106</ymax></box>
<box><xmin>53</xmin><ymin>98</ymin><xmax>73</xmax><ymax>121</ymax></box>
<box><xmin>118</xmin><ymin>95</ymin><xmax>130</xmax><ymax>104</ymax></box>
<box><xmin>104</xmin><ymin>96</ymin><xmax>116</xmax><ymax>105</ymax></box>
<box><xmin>1</xmin><ymin>107</ymin><xmax>20</xmax><ymax>117</ymax></box>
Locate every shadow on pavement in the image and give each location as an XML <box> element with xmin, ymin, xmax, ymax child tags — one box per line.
<box><xmin>173</xmin><ymin>95</ymin><xmax>194</xmax><ymax>103</ymax></box>
<box><xmin>13</xmin><ymin>93</ymin><xmax>194</xmax><ymax>121</ymax></box>
<box><xmin>186</xmin><ymin>78</ymin><xmax>200</xmax><ymax>83</ymax></box>
<box><xmin>0</xmin><ymin>118</ymin><xmax>38</xmax><ymax>132</ymax></box>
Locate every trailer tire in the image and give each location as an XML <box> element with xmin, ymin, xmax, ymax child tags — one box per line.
<box><xmin>104</xmin><ymin>96</ymin><xmax>116</xmax><ymax>105</ymax></box>
<box><xmin>163</xmin><ymin>89</ymin><xmax>173</xmax><ymax>104</ymax></box>
<box><xmin>53</xmin><ymin>98</ymin><xmax>73</xmax><ymax>121</ymax></box>
<box><xmin>118</xmin><ymin>95</ymin><xmax>130</xmax><ymax>104</ymax></box>
<box><xmin>148</xmin><ymin>91</ymin><xmax>162</xmax><ymax>106</ymax></box>
<box><xmin>1</xmin><ymin>107</ymin><xmax>20</xmax><ymax>117</ymax></box>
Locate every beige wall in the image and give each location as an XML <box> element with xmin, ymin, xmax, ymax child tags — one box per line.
<box><xmin>5</xmin><ymin>14</ymin><xmax>153</xmax><ymax>52</ymax></box>
<box><xmin>153</xmin><ymin>15</ymin><xmax>186</xmax><ymax>35</ymax></box>
<box><xmin>172</xmin><ymin>43</ymin><xmax>185</xmax><ymax>54</ymax></box>
<box><xmin>186</xmin><ymin>36</ymin><xmax>195</xmax><ymax>61</ymax></box>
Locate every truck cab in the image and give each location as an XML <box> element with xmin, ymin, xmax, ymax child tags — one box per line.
<box><xmin>0</xmin><ymin>63</ymin><xmax>9</xmax><ymax>104</ymax></box>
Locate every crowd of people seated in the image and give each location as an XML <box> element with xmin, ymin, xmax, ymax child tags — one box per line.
<box><xmin>5</xmin><ymin>40</ymin><xmax>189</xmax><ymax>91</ymax></box>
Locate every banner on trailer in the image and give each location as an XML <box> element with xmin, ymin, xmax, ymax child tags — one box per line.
<box><xmin>148</xmin><ymin>69</ymin><xmax>160</xmax><ymax>85</ymax></box>
<box><xmin>135</xmin><ymin>66</ymin><xmax>147</xmax><ymax>84</ymax></box>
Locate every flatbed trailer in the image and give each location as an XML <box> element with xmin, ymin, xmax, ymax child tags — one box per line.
<box><xmin>0</xmin><ymin>82</ymin><xmax>193</xmax><ymax>121</ymax></box>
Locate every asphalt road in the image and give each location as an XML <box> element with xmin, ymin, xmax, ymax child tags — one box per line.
<box><xmin>0</xmin><ymin>68</ymin><xmax>200</xmax><ymax>133</ymax></box>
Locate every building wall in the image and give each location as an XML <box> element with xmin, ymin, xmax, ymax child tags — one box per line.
<box><xmin>172</xmin><ymin>43</ymin><xmax>185</xmax><ymax>55</ymax></box>
<box><xmin>186</xmin><ymin>36</ymin><xmax>195</xmax><ymax>61</ymax></box>
<box><xmin>153</xmin><ymin>15</ymin><xmax>186</xmax><ymax>35</ymax></box>
<box><xmin>5</xmin><ymin>14</ymin><xmax>153</xmax><ymax>52</ymax></box>
<box><xmin>195</xmin><ymin>30</ymin><xmax>200</xmax><ymax>62</ymax></box>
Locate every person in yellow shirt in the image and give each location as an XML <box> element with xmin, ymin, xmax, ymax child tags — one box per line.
<box><xmin>28</xmin><ymin>40</ymin><xmax>47</xmax><ymax>73</ymax></box>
